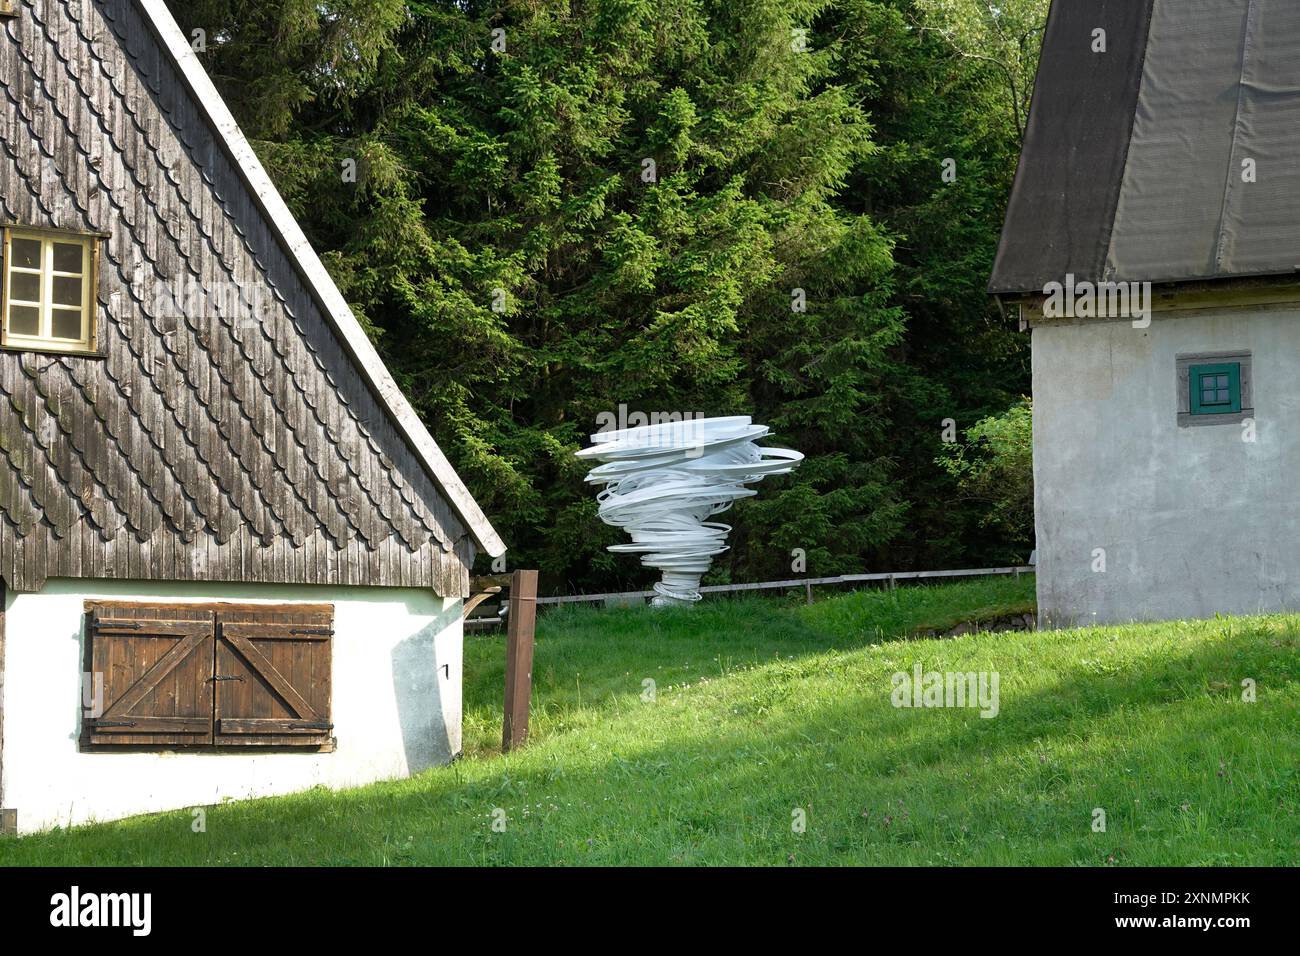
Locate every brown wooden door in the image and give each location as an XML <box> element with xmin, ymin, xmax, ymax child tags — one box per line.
<box><xmin>213</xmin><ymin>605</ymin><xmax>333</xmax><ymax>746</ymax></box>
<box><xmin>83</xmin><ymin>604</ymin><xmax>216</xmax><ymax>747</ymax></box>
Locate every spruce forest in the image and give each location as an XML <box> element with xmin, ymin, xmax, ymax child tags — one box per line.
<box><xmin>168</xmin><ymin>0</ymin><xmax>1047</xmax><ymax>593</ymax></box>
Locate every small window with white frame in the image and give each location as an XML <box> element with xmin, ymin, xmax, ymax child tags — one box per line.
<box><xmin>2</xmin><ymin>227</ymin><xmax>99</xmax><ymax>353</ymax></box>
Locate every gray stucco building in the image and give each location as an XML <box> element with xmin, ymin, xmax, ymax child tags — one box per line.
<box><xmin>991</xmin><ymin>0</ymin><xmax>1300</xmax><ymax>626</ymax></box>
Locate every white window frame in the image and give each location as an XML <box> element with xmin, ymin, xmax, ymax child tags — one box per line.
<box><xmin>2</xmin><ymin>227</ymin><xmax>99</xmax><ymax>354</ymax></box>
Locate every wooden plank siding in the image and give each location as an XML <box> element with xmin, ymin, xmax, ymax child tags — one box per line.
<box><xmin>0</xmin><ymin>1</ymin><xmax>478</xmax><ymax>597</ymax></box>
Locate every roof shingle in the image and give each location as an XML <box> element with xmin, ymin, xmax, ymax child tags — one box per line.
<box><xmin>0</xmin><ymin>0</ymin><xmax>494</xmax><ymax>595</ymax></box>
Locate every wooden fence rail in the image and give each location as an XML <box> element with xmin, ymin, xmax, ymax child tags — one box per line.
<box><xmin>533</xmin><ymin>566</ymin><xmax>1034</xmax><ymax>606</ymax></box>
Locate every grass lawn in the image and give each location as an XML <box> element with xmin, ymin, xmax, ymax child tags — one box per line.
<box><xmin>3</xmin><ymin>575</ymin><xmax>1298</xmax><ymax>865</ymax></box>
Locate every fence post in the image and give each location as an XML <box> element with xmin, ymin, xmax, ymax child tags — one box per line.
<box><xmin>502</xmin><ymin>569</ymin><xmax>539</xmax><ymax>753</ymax></box>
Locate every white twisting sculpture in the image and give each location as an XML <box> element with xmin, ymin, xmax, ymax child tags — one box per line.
<box><xmin>577</xmin><ymin>416</ymin><xmax>803</xmax><ymax>606</ymax></box>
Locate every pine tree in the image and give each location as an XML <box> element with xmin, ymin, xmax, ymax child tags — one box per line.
<box><xmin>167</xmin><ymin>0</ymin><xmax>1044</xmax><ymax>590</ymax></box>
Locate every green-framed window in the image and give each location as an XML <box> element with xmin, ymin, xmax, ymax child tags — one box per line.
<box><xmin>1189</xmin><ymin>362</ymin><xmax>1241</xmax><ymax>416</ymax></box>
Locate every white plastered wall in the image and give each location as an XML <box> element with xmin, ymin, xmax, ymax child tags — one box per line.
<box><xmin>1032</xmin><ymin>302</ymin><xmax>1300</xmax><ymax>626</ymax></box>
<box><xmin>0</xmin><ymin>579</ymin><xmax>462</xmax><ymax>833</ymax></box>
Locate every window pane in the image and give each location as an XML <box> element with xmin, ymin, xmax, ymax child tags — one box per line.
<box><xmin>51</xmin><ymin>308</ymin><xmax>83</xmax><ymax>341</ymax></box>
<box><xmin>52</xmin><ymin>275</ymin><xmax>82</xmax><ymax>307</ymax></box>
<box><xmin>10</xmin><ymin>271</ymin><xmax>40</xmax><ymax>302</ymax></box>
<box><xmin>10</xmin><ymin>238</ymin><xmax>40</xmax><ymax>269</ymax></box>
<box><xmin>8</xmin><ymin>304</ymin><xmax>39</xmax><ymax>336</ymax></box>
<box><xmin>1217</xmin><ymin>389</ymin><xmax>1230</xmax><ymax>403</ymax></box>
<box><xmin>52</xmin><ymin>242</ymin><xmax>83</xmax><ymax>274</ymax></box>
<box><xmin>1201</xmin><ymin>390</ymin><xmax>1215</xmax><ymax>405</ymax></box>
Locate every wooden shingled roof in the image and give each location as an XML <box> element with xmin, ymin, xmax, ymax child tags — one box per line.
<box><xmin>0</xmin><ymin>0</ymin><xmax>504</xmax><ymax>596</ymax></box>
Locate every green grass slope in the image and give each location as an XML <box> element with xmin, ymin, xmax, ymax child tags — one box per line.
<box><xmin>3</xmin><ymin>576</ymin><xmax>1298</xmax><ymax>866</ymax></box>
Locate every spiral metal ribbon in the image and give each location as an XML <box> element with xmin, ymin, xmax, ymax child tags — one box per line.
<box><xmin>577</xmin><ymin>416</ymin><xmax>803</xmax><ymax>605</ymax></box>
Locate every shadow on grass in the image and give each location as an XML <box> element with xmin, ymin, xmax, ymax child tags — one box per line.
<box><xmin>462</xmin><ymin>578</ymin><xmax>1040</xmax><ymax>754</ymax></box>
<box><xmin>500</xmin><ymin>622</ymin><xmax>1299</xmax><ymax>865</ymax></box>
<box><xmin>7</xmin><ymin>614</ymin><xmax>1295</xmax><ymax>865</ymax></box>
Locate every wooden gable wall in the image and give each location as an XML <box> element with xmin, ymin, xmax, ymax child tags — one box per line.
<box><xmin>0</xmin><ymin>1</ymin><xmax>476</xmax><ymax>596</ymax></box>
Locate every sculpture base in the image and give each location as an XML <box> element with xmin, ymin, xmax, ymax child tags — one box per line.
<box><xmin>650</xmin><ymin>575</ymin><xmax>704</xmax><ymax>607</ymax></box>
